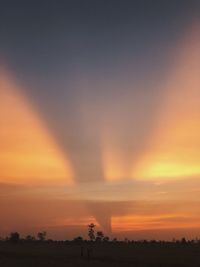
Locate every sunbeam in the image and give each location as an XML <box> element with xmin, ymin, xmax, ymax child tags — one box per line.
<box><xmin>133</xmin><ymin>20</ymin><xmax>200</xmax><ymax>181</ymax></box>
<box><xmin>0</xmin><ymin>69</ymin><xmax>74</xmax><ymax>185</ymax></box>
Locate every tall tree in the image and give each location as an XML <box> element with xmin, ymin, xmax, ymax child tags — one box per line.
<box><xmin>88</xmin><ymin>223</ymin><xmax>95</xmax><ymax>241</ymax></box>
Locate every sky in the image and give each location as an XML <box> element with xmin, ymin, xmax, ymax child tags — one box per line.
<box><xmin>1</xmin><ymin>0</ymin><xmax>200</xmax><ymax>240</ymax></box>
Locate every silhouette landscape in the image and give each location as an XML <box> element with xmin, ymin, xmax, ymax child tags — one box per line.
<box><xmin>1</xmin><ymin>0</ymin><xmax>200</xmax><ymax>266</ymax></box>
<box><xmin>1</xmin><ymin>224</ymin><xmax>200</xmax><ymax>267</ymax></box>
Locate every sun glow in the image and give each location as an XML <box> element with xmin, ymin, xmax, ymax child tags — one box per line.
<box><xmin>101</xmin><ymin>21</ymin><xmax>200</xmax><ymax>182</ymax></box>
<box><xmin>132</xmin><ymin>21</ymin><xmax>200</xmax><ymax>181</ymax></box>
<box><xmin>0</xmin><ymin>69</ymin><xmax>74</xmax><ymax>185</ymax></box>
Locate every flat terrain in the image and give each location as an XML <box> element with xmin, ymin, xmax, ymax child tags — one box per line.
<box><xmin>1</xmin><ymin>242</ymin><xmax>200</xmax><ymax>266</ymax></box>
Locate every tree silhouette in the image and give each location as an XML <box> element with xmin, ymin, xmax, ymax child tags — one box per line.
<box><xmin>37</xmin><ymin>231</ymin><xmax>47</xmax><ymax>241</ymax></box>
<box><xmin>88</xmin><ymin>223</ymin><xmax>95</xmax><ymax>241</ymax></box>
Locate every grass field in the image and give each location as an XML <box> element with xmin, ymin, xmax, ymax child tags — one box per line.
<box><xmin>1</xmin><ymin>242</ymin><xmax>200</xmax><ymax>266</ymax></box>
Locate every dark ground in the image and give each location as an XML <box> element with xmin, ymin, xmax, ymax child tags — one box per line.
<box><xmin>1</xmin><ymin>242</ymin><xmax>200</xmax><ymax>266</ymax></box>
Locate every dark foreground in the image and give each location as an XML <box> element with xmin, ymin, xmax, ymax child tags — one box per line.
<box><xmin>1</xmin><ymin>242</ymin><xmax>200</xmax><ymax>267</ymax></box>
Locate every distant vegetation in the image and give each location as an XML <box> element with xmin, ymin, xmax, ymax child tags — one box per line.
<box><xmin>1</xmin><ymin>224</ymin><xmax>200</xmax><ymax>266</ymax></box>
<box><xmin>0</xmin><ymin>223</ymin><xmax>199</xmax><ymax>245</ymax></box>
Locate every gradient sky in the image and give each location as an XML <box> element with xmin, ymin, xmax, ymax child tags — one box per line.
<box><xmin>1</xmin><ymin>0</ymin><xmax>200</xmax><ymax>240</ymax></box>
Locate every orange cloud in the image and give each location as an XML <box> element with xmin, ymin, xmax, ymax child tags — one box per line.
<box><xmin>0</xmin><ymin>68</ymin><xmax>74</xmax><ymax>185</ymax></box>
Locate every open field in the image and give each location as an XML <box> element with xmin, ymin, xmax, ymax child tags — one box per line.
<box><xmin>1</xmin><ymin>242</ymin><xmax>200</xmax><ymax>267</ymax></box>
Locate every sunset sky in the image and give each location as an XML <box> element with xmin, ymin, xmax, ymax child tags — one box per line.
<box><xmin>1</xmin><ymin>0</ymin><xmax>200</xmax><ymax>240</ymax></box>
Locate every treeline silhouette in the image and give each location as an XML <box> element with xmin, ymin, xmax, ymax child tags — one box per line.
<box><xmin>1</xmin><ymin>223</ymin><xmax>200</xmax><ymax>246</ymax></box>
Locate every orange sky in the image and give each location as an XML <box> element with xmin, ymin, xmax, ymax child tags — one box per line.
<box><xmin>133</xmin><ymin>20</ymin><xmax>200</xmax><ymax>181</ymax></box>
<box><xmin>102</xmin><ymin>19</ymin><xmax>200</xmax><ymax>183</ymax></box>
<box><xmin>1</xmin><ymin>19</ymin><xmax>200</xmax><ymax>240</ymax></box>
<box><xmin>0</xmin><ymin>69</ymin><xmax>74</xmax><ymax>185</ymax></box>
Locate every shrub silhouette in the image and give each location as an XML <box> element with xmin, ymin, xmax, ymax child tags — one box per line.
<box><xmin>9</xmin><ymin>232</ymin><xmax>20</xmax><ymax>243</ymax></box>
<box><xmin>96</xmin><ymin>231</ymin><xmax>104</xmax><ymax>242</ymax></box>
<box><xmin>103</xmin><ymin>236</ymin><xmax>110</xmax><ymax>242</ymax></box>
<box><xmin>37</xmin><ymin>231</ymin><xmax>47</xmax><ymax>241</ymax></box>
<box><xmin>25</xmin><ymin>235</ymin><xmax>35</xmax><ymax>241</ymax></box>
